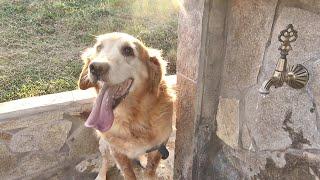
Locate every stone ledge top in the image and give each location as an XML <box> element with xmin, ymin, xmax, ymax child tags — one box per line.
<box><xmin>0</xmin><ymin>75</ymin><xmax>176</xmax><ymax>121</ymax></box>
<box><xmin>0</xmin><ymin>89</ymin><xmax>97</xmax><ymax>121</ymax></box>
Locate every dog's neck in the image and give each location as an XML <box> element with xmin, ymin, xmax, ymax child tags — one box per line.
<box><xmin>114</xmin><ymin>81</ymin><xmax>160</xmax><ymax>125</ymax></box>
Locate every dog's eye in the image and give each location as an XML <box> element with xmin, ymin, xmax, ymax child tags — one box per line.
<box><xmin>96</xmin><ymin>44</ymin><xmax>103</xmax><ymax>52</ymax></box>
<box><xmin>122</xmin><ymin>46</ymin><xmax>134</xmax><ymax>57</ymax></box>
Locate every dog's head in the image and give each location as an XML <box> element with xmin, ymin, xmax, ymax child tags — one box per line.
<box><xmin>78</xmin><ymin>32</ymin><xmax>166</xmax><ymax>132</ymax></box>
<box><xmin>78</xmin><ymin>32</ymin><xmax>165</xmax><ymax>95</ymax></box>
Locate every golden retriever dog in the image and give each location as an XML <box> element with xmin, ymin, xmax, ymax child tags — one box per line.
<box><xmin>78</xmin><ymin>32</ymin><xmax>175</xmax><ymax>180</ymax></box>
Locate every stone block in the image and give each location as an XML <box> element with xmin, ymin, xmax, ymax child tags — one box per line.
<box><xmin>214</xmin><ymin>144</ymin><xmax>320</xmax><ymax>179</ymax></box>
<box><xmin>256</xmin><ymin>153</ymin><xmax>320</xmax><ymax>179</ymax></box>
<box><xmin>216</xmin><ymin>97</ymin><xmax>240</xmax><ymax>149</ymax></box>
<box><xmin>67</xmin><ymin>125</ymin><xmax>99</xmax><ymax>158</ymax></box>
<box><xmin>243</xmin><ymin>86</ymin><xmax>319</xmax><ymax>151</ymax></box>
<box><xmin>212</xmin><ymin>150</ymin><xmax>241</xmax><ymax>180</ymax></box>
<box><xmin>76</xmin><ymin>153</ymin><xmax>107</xmax><ymax>174</ymax></box>
<box><xmin>0</xmin><ymin>142</ymin><xmax>17</xmax><ymax>176</ymax></box>
<box><xmin>6</xmin><ymin>153</ymin><xmax>63</xmax><ymax>179</ymax></box>
<box><xmin>221</xmin><ymin>0</ymin><xmax>278</xmax><ymax>92</ymax></box>
<box><xmin>9</xmin><ymin>120</ymin><xmax>72</xmax><ymax>153</ymax></box>
<box><xmin>0</xmin><ymin>110</ymin><xmax>64</xmax><ymax>131</ymax></box>
<box><xmin>219</xmin><ymin>145</ymin><xmax>268</xmax><ymax>178</ymax></box>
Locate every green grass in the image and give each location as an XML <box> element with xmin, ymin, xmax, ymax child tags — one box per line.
<box><xmin>0</xmin><ymin>0</ymin><xmax>178</xmax><ymax>103</ymax></box>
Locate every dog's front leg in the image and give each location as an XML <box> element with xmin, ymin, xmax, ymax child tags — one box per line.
<box><xmin>111</xmin><ymin>149</ymin><xmax>136</xmax><ymax>180</ymax></box>
<box><xmin>96</xmin><ymin>138</ymin><xmax>109</xmax><ymax>180</ymax></box>
<box><xmin>144</xmin><ymin>151</ymin><xmax>162</xmax><ymax>179</ymax></box>
<box><xmin>96</xmin><ymin>155</ymin><xmax>108</xmax><ymax>180</ymax></box>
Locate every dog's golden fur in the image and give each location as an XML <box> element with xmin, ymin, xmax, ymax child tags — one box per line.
<box><xmin>78</xmin><ymin>32</ymin><xmax>175</xmax><ymax>180</ymax></box>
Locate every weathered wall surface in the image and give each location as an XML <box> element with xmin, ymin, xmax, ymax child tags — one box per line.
<box><xmin>0</xmin><ymin>90</ymin><xmax>100</xmax><ymax>179</ymax></box>
<box><xmin>215</xmin><ymin>0</ymin><xmax>320</xmax><ymax>179</ymax></box>
<box><xmin>175</xmin><ymin>0</ymin><xmax>320</xmax><ymax>179</ymax></box>
<box><xmin>174</xmin><ymin>0</ymin><xmax>205</xmax><ymax>179</ymax></box>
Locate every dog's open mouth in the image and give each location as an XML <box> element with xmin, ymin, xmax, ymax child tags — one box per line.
<box><xmin>85</xmin><ymin>78</ymin><xmax>133</xmax><ymax>132</ymax></box>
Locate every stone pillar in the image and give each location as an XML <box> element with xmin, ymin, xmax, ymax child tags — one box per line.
<box><xmin>173</xmin><ymin>0</ymin><xmax>205</xmax><ymax>178</ymax></box>
<box><xmin>174</xmin><ymin>0</ymin><xmax>228</xmax><ymax>179</ymax></box>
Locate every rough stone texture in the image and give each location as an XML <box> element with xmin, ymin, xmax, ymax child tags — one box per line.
<box><xmin>0</xmin><ymin>131</ymin><xmax>12</xmax><ymax>142</ymax></box>
<box><xmin>0</xmin><ymin>110</ymin><xmax>64</xmax><ymax>131</ymax></box>
<box><xmin>0</xmin><ymin>143</ymin><xmax>17</xmax><ymax>176</ymax></box>
<box><xmin>76</xmin><ymin>153</ymin><xmax>113</xmax><ymax>174</ymax></box>
<box><xmin>241</xmin><ymin>122</ymin><xmax>256</xmax><ymax>151</ymax></box>
<box><xmin>216</xmin><ymin>97</ymin><xmax>239</xmax><ymax>149</ymax></box>
<box><xmin>244</xmin><ymin>86</ymin><xmax>319</xmax><ymax>150</ymax></box>
<box><xmin>176</xmin><ymin>0</ymin><xmax>205</xmax><ymax>81</ymax></box>
<box><xmin>220</xmin><ymin>145</ymin><xmax>268</xmax><ymax>178</ymax></box>
<box><xmin>221</xmin><ymin>0</ymin><xmax>278</xmax><ymax>93</ymax></box>
<box><xmin>9</xmin><ymin>120</ymin><xmax>72</xmax><ymax>153</ymax></box>
<box><xmin>5</xmin><ymin>153</ymin><xmax>64</xmax><ymax>179</ymax></box>
<box><xmin>212</xmin><ymin>150</ymin><xmax>242</xmax><ymax>180</ymax></box>
<box><xmin>256</xmin><ymin>152</ymin><xmax>320</xmax><ymax>179</ymax></box>
<box><xmin>305</xmin><ymin>59</ymin><xmax>320</xmax><ymax>110</ymax></box>
<box><xmin>213</xmin><ymin>144</ymin><xmax>320</xmax><ymax>179</ymax></box>
<box><xmin>174</xmin><ymin>74</ymin><xmax>196</xmax><ymax>179</ymax></box>
<box><xmin>65</xmin><ymin>103</ymin><xmax>93</xmax><ymax>116</ymax></box>
<box><xmin>67</xmin><ymin>125</ymin><xmax>99</xmax><ymax>158</ymax></box>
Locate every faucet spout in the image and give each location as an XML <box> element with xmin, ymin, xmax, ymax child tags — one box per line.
<box><xmin>259</xmin><ymin>58</ymin><xmax>286</xmax><ymax>95</ymax></box>
<box><xmin>259</xmin><ymin>79</ymin><xmax>275</xmax><ymax>94</ymax></box>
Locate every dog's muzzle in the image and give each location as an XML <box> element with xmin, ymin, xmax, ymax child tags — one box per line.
<box><xmin>89</xmin><ymin>62</ymin><xmax>110</xmax><ymax>81</ymax></box>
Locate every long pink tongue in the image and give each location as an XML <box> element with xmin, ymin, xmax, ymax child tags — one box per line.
<box><xmin>85</xmin><ymin>83</ymin><xmax>115</xmax><ymax>132</ymax></box>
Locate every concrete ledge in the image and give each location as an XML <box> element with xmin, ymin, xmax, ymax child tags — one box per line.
<box><xmin>0</xmin><ymin>75</ymin><xmax>176</xmax><ymax>121</ymax></box>
<box><xmin>0</xmin><ymin>89</ymin><xmax>97</xmax><ymax>121</ymax></box>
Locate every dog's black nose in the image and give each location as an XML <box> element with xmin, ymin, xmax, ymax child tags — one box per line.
<box><xmin>89</xmin><ymin>62</ymin><xmax>110</xmax><ymax>78</ymax></box>
<box><xmin>89</xmin><ymin>63</ymin><xmax>97</xmax><ymax>75</ymax></box>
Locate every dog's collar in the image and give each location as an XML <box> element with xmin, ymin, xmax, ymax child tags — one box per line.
<box><xmin>145</xmin><ymin>143</ymin><xmax>169</xmax><ymax>160</ymax></box>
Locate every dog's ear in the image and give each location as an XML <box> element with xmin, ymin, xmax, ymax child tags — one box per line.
<box><xmin>78</xmin><ymin>48</ymin><xmax>97</xmax><ymax>90</ymax></box>
<box><xmin>147</xmin><ymin>49</ymin><xmax>166</xmax><ymax>95</ymax></box>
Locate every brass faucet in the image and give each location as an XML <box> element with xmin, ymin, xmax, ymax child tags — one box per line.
<box><xmin>259</xmin><ymin>24</ymin><xmax>309</xmax><ymax>94</ymax></box>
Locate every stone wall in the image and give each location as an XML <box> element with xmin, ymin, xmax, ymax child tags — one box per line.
<box><xmin>0</xmin><ymin>89</ymin><xmax>100</xmax><ymax>179</ymax></box>
<box><xmin>175</xmin><ymin>0</ymin><xmax>320</xmax><ymax>179</ymax></box>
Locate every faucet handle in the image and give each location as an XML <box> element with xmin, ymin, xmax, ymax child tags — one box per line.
<box><xmin>286</xmin><ymin>64</ymin><xmax>309</xmax><ymax>89</ymax></box>
<box><xmin>278</xmin><ymin>24</ymin><xmax>298</xmax><ymax>58</ymax></box>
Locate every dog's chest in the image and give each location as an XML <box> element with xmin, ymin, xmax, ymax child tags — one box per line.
<box><xmin>101</xmin><ymin>112</ymin><xmax>158</xmax><ymax>158</ymax></box>
<box><xmin>99</xmin><ymin>97</ymin><xmax>172</xmax><ymax>158</ymax></box>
